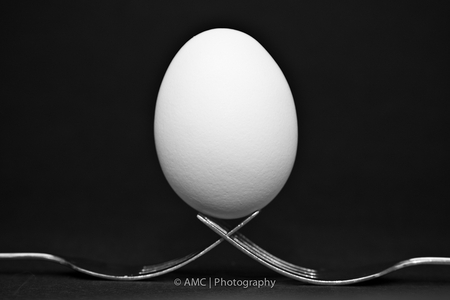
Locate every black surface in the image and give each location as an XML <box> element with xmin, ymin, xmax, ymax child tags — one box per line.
<box><xmin>1</xmin><ymin>260</ymin><xmax>450</xmax><ymax>300</ymax></box>
<box><xmin>2</xmin><ymin>0</ymin><xmax>450</xmax><ymax>298</ymax></box>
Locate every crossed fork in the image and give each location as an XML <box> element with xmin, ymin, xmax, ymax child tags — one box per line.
<box><xmin>1</xmin><ymin>211</ymin><xmax>450</xmax><ymax>285</ymax></box>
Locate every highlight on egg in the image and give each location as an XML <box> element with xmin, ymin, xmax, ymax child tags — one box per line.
<box><xmin>154</xmin><ymin>28</ymin><xmax>297</xmax><ymax>219</ymax></box>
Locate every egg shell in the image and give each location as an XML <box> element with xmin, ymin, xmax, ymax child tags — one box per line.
<box><xmin>154</xmin><ymin>28</ymin><xmax>297</xmax><ymax>219</ymax></box>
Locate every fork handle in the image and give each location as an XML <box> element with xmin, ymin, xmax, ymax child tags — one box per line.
<box><xmin>0</xmin><ymin>252</ymin><xmax>68</xmax><ymax>264</ymax></box>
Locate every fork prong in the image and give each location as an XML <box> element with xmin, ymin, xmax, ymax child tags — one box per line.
<box><xmin>232</xmin><ymin>231</ymin><xmax>317</xmax><ymax>276</ymax></box>
<box><xmin>139</xmin><ymin>252</ymin><xmax>198</xmax><ymax>274</ymax></box>
<box><xmin>233</xmin><ymin>232</ymin><xmax>317</xmax><ymax>278</ymax></box>
<box><xmin>224</xmin><ymin>225</ymin><xmax>316</xmax><ymax>276</ymax></box>
<box><xmin>200</xmin><ymin>213</ymin><xmax>316</xmax><ymax>276</ymax></box>
<box><xmin>197</xmin><ymin>213</ymin><xmax>317</xmax><ymax>278</ymax></box>
<box><xmin>139</xmin><ymin>211</ymin><xmax>260</xmax><ymax>275</ymax></box>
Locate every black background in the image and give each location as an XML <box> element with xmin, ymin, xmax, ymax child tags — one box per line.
<box><xmin>1</xmin><ymin>0</ymin><xmax>450</xmax><ymax>291</ymax></box>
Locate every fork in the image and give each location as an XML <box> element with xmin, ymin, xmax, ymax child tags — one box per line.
<box><xmin>197</xmin><ymin>212</ymin><xmax>450</xmax><ymax>285</ymax></box>
<box><xmin>0</xmin><ymin>211</ymin><xmax>259</xmax><ymax>280</ymax></box>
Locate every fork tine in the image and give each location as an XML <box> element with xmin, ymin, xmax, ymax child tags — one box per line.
<box><xmin>139</xmin><ymin>211</ymin><xmax>260</xmax><ymax>275</ymax></box>
<box><xmin>231</xmin><ymin>230</ymin><xmax>314</xmax><ymax>272</ymax></box>
<box><xmin>218</xmin><ymin>222</ymin><xmax>316</xmax><ymax>276</ymax></box>
<box><xmin>197</xmin><ymin>213</ymin><xmax>317</xmax><ymax>278</ymax></box>
<box><xmin>197</xmin><ymin>213</ymin><xmax>305</xmax><ymax>277</ymax></box>
<box><xmin>139</xmin><ymin>252</ymin><xmax>198</xmax><ymax>274</ymax></box>
<box><xmin>233</xmin><ymin>232</ymin><xmax>316</xmax><ymax>277</ymax></box>
<box><xmin>232</xmin><ymin>231</ymin><xmax>317</xmax><ymax>276</ymax></box>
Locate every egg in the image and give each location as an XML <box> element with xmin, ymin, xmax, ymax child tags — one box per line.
<box><xmin>154</xmin><ymin>28</ymin><xmax>297</xmax><ymax>219</ymax></box>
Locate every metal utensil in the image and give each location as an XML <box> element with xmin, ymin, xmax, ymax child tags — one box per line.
<box><xmin>0</xmin><ymin>211</ymin><xmax>258</xmax><ymax>280</ymax></box>
<box><xmin>198</xmin><ymin>213</ymin><xmax>450</xmax><ymax>285</ymax></box>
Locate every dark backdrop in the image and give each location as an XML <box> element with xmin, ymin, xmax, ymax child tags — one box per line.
<box><xmin>2</xmin><ymin>0</ymin><xmax>449</xmax><ymax>274</ymax></box>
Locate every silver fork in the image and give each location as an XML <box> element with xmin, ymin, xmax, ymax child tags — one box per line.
<box><xmin>197</xmin><ymin>212</ymin><xmax>450</xmax><ymax>285</ymax></box>
<box><xmin>0</xmin><ymin>211</ymin><xmax>259</xmax><ymax>280</ymax></box>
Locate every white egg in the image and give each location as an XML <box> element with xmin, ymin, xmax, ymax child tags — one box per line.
<box><xmin>154</xmin><ymin>28</ymin><xmax>297</xmax><ymax>219</ymax></box>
